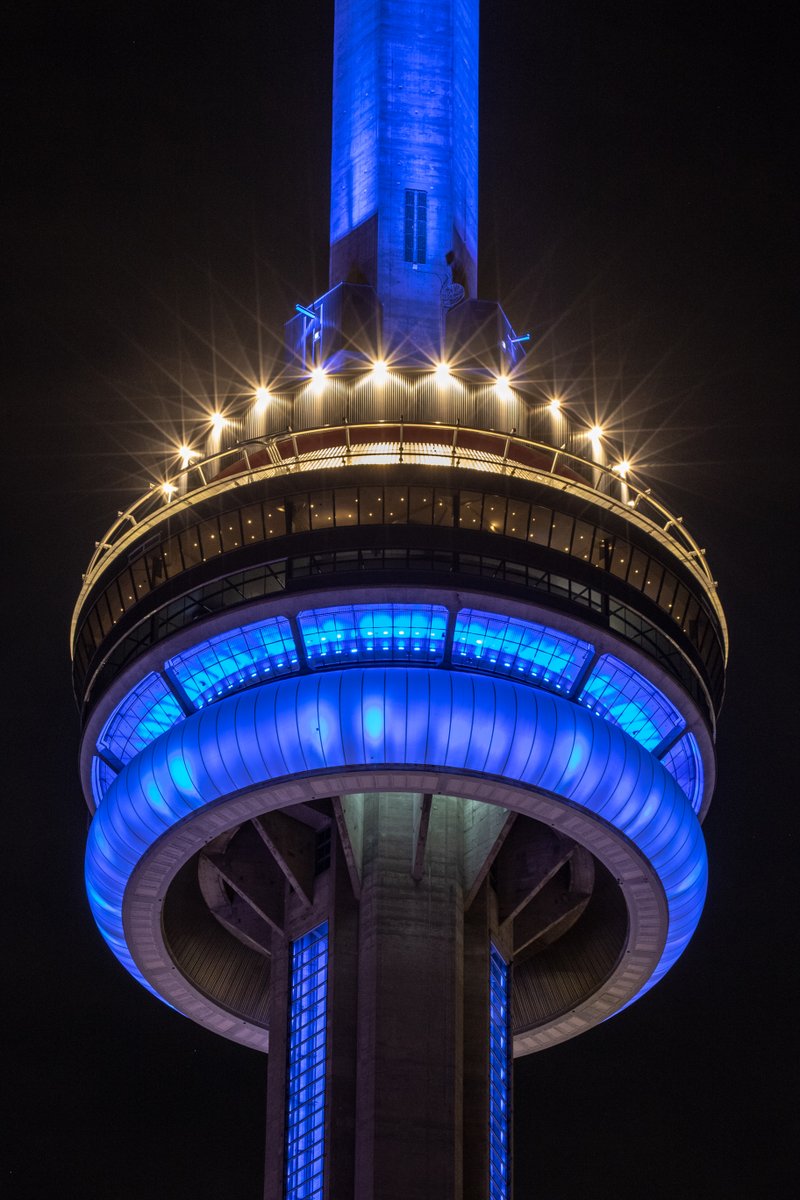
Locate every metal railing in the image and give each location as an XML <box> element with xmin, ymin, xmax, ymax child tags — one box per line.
<box><xmin>71</xmin><ymin>422</ymin><xmax>727</xmax><ymax>656</ymax></box>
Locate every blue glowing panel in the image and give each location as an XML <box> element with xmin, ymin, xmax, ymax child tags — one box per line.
<box><xmin>453</xmin><ymin>608</ymin><xmax>593</xmax><ymax>692</ymax></box>
<box><xmin>298</xmin><ymin>604</ymin><xmax>447</xmax><ymax>667</ymax></box>
<box><xmin>329</xmin><ymin>0</ymin><xmax>479</xmax><ymax>351</ymax></box>
<box><xmin>577</xmin><ymin>654</ymin><xmax>685</xmax><ymax>752</ymax></box>
<box><xmin>489</xmin><ymin>945</ymin><xmax>511</xmax><ymax>1200</ymax></box>
<box><xmin>86</xmin><ymin>666</ymin><xmax>706</xmax><ymax>1019</ymax></box>
<box><xmin>661</xmin><ymin>732</ymin><xmax>704</xmax><ymax>814</ymax></box>
<box><xmin>91</xmin><ymin>755</ymin><xmax>118</xmax><ymax>807</ymax></box>
<box><xmin>286</xmin><ymin>923</ymin><xmax>328</xmax><ymax>1200</ymax></box>
<box><xmin>165</xmin><ymin>616</ymin><xmax>298</xmax><ymax>709</ymax></box>
<box><xmin>97</xmin><ymin>671</ymin><xmax>184</xmax><ymax>766</ymax></box>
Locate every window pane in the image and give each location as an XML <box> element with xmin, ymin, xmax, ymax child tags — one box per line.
<box><xmin>334</xmin><ymin>488</ymin><xmax>359</xmax><ymax>526</ymax></box>
<box><xmin>433</xmin><ymin>489</ymin><xmax>455</xmax><ymax>525</ymax></box>
<box><xmin>408</xmin><ymin>486</ymin><xmax>434</xmax><ymax>524</ymax></box>
<box><xmin>460</xmin><ymin>491</ymin><xmax>483</xmax><ymax>529</ymax></box>
<box><xmin>384</xmin><ymin>486</ymin><xmax>408</xmax><ymax>522</ymax></box>
<box><xmin>528</xmin><ymin>505</ymin><xmax>550</xmax><ymax>545</ymax></box>
<box><xmin>359</xmin><ymin>486</ymin><xmax>383</xmax><ymax>524</ymax></box>
<box><xmin>549</xmin><ymin>511</ymin><xmax>574</xmax><ymax>553</ymax></box>
<box><xmin>505</xmin><ymin>499</ymin><xmax>529</xmax><ymax>539</ymax></box>
<box><xmin>310</xmin><ymin>490</ymin><xmax>334</xmax><ymax>531</ymax></box>
<box><xmin>219</xmin><ymin>511</ymin><xmax>243</xmax><ymax>552</ymax></box>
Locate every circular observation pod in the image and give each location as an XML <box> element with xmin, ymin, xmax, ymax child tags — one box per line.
<box><xmin>73</xmin><ymin>373</ymin><xmax>726</xmax><ymax>1056</ymax></box>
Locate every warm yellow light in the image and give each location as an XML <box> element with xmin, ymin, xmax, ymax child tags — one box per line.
<box><xmin>613</xmin><ymin>459</ymin><xmax>632</xmax><ymax>479</ymax></box>
<box><xmin>162</xmin><ymin>481</ymin><xmax>177</xmax><ymax>498</ymax></box>
<box><xmin>548</xmin><ymin>396</ymin><xmax>562</xmax><ymax>414</ymax></box>
<box><xmin>310</xmin><ymin>366</ymin><xmax>326</xmax><ymax>392</ymax></box>
<box><xmin>177</xmin><ymin>444</ymin><xmax>195</xmax><ymax>468</ymax></box>
<box><xmin>588</xmin><ymin>424</ymin><xmax>604</xmax><ymax>444</ymax></box>
<box><xmin>371</xmin><ymin>360</ymin><xmax>389</xmax><ymax>385</ymax></box>
<box><xmin>254</xmin><ymin>386</ymin><xmax>271</xmax><ymax>410</ymax></box>
<box><xmin>494</xmin><ymin>375</ymin><xmax>511</xmax><ymax>400</ymax></box>
<box><xmin>434</xmin><ymin>362</ymin><xmax>451</xmax><ymax>386</ymax></box>
<box><xmin>210</xmin><ymin>412</ymin><xmax>226</xmax><ymax>433</ymax></box>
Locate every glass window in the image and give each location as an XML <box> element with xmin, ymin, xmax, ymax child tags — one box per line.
<box><xmin>310</xmin><ymin>490</ymin><xmax>334</xmax><ymax>531</ymax></box>
<box><xmin>642</xmin><ymin>560</ymin><xmax>663</xmax><ymax>602</ymax></box>
<box><xmin>165</xmin><ymin>615</ymin><xmax>299</xmax><ymax>708</ymax></box>
<box><xmin>578</xmin><ymin>654</ymin><xmax>685</xmax><ymax>751</ymax></box>
<box><xmin>528</xmin><ymin>505</ymin><xmax>550</xmax><ymax>546</ymax></box>
<box><xmin>179</xmin><ymin>527</ymin><xmax>202</xmax><ymax>569</ymax></box>
<box><xmin>197</xmin><ymin>517</ymin><xmax>221</xmax><ymax>559</ymax></box>
<box><xmin>658</xmin><ymin>572</ymin><xmax>678</xmax><ymax>613</ymax></box>
<box><xmin>672</xmin><ymin>586</ymin><xmax>689</xmax><ymax>626</ymax></box>
<box><xmin>505</xmin><ymin>499</ymin><xmax>529</xmax><ymax>539</ymax></box>
<box><xmin>590</xmin><ymin>530</ymin><xmax>613</xmax><ymax>569</ymax></box>
<box><xmin>290</xmin><ymin>495</ymin><xmax>311</xmax><ymax>533</ymax></box>
<box><xmin>460</xmin><ymin>491</ymin><xmax>483</xmax><ymax>529</ymax></box>
<box><xmin>299</xmin><ymin>603</ymin><xmax>448</xmax><ymax>667</ymax></box>
<box><xmin>285</xmin><ymin>923</ymin><xmax>328</xmax><ymax>1200</ymax></box>
<box><xmin>97</xmin><ymin>671</ymin><xmax>185</xmax><ymax>766</ymax></box>
<box><xmin>334</xmin><ymin>487</ymin><xmax>359</xmax><ymax>526</ymax></box>
<box><xmin>489</xmin><ymin>946</ymin><xmax>511</xmax><ymax>1200</ymax></box>
<box><xmin>610</xmin><ymin>540</ymin><xmax>630</xmax><ymax>579</ymax></box>
<box><xmin>549</xmin><ymin>511</ymin><xmax>574</xmax><ymax>553</ymax></box>
<box><xmin>628</xmin><ymin>548</ymin><xmax>648</xmax><ymax>589</ymax></box>
<box><xmin>263</xmin><ymin>503</ymin><xmax>286</xmax><ymax>537</ymax></box>
<box><xmin>453</xmin><ymin>609</ymin><xmax>594</xmax><ymax>693</ymax></box>
<box><xmin>219</xmin><ymin>511</ymin><xmax>243</xmax><ymax>553</ymax></box>
<box><xmin>482</xmin><ymin>496</ymin><xmax>507</xmax><ymax>534</ymax></box>
<box><xmin>660</xmin><ymin>732</ymin><xmax>704</xmax><ymax>814</ymax></box>
<box><xmin>161</xmin><ymin>538</ymin><xmax>184</xmax><ymax>580</ymax></box>
<box><xmin>130</xmin><ymin>555</ymin><xmax>151</xmax><ymax>598</ymax></box>
<box><xmin>91</xmin><ymin>755</ymin><xmax>118</xmax><ymax>807</ymax></box>
<box><xmin>384</xmin><ymin>486</ymin><xmax>408</xmax><ymax>522</ymax></box>
<box><xmin>572</xmin><ymin>520</ymin><xmax>594</xmax><ymax>560</ymax></box>
<box><xmin>241</xmin><ymin>502</ymin><xmax>265</xmax><ymax>543</ymax></box>
<box><xmin>433</xmin><ymin>489</ymin><xmax>454</xmax><ymax>525</ymax></box>
<box><xmin>359</xmin><ymin>486</ymin><xmax>383</xmax><ymax>524</ymax></box>
<box><xmin>408</xmin><ymin>487</ymin><xmax>434</xmax><ymax>524</ymax></box>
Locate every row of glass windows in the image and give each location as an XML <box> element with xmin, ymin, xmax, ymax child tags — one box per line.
<box><xmin>78</xmin><ymin>549</ymin><xmax>720</xmax><ymax>729</ymax></box>
<box><xmin>93</xmin><ymin>605</ymin><xmax>703</xmax><ymax>816</ymax></box>
<box><xmin>76</xmin><ymin>485</ymin><xmax>721</xmax><ymax>680</ymax></box>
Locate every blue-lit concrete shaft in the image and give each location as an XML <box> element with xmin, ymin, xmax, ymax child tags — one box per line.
<box><xmin>330</xmin><ymin>0</ymin><xmax>479</xmax><ymax>353</ymax></box>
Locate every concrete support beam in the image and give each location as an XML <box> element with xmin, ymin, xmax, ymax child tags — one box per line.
<box><xmin>204</xmin><ymin>823</ymin><xmax>286</xmax><ymax>933</ymax></box>
<box><xmin>411</xmin><ymin>793</ymin><xmax>433</xmax><ymax>881</ymax></box>
<box><xmin>332</xmin><ymin>793</ymin><xmax>364</xmax><ymax>898</ymax></box>
<box><xmin>513</xmin><ymin>846</ymin><xmax>595</xmax><ymax>955</ymax></box>
<box><xmin>208</xmin><ymin>897</ymin><xmax>273</xmax><ymax>957</ymax></box>
<box><xmin>462</xmin><ymin>801</ymin><xmax>515</xmax><ymax>908</ymax></box>
<box><xmin>495</xmin><ymin>822</ymin><xmax>575</xmax><ymax>926</ymax></box>
<box><xmin>252</xmin><ymin>811</ymin><xmax>316</xmax><ymax>906</ymax></box>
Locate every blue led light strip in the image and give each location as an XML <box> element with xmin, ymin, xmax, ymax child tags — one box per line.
<box><xmin>285</xmin><ymin>923</ymin><xmax>329</xmax><ymax>1200</ymax></box>
<box><xmin>489</xmin><ymin>946</ymin><xmax>511</xmax><ymax>1200</ymax></box>
<box><xmin>298</xmin><ymin>603</ymin><xmax>448</xmax><ymax>667</ymax></box>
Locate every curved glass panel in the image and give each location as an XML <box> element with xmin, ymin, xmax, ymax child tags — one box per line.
<box><xmin>286</xmin><ymin>923</ymin><xmax>328</xmax><ymax>1200</ymax></box>
<box><xmin>661</xmin><ymin>732</ymin><xmax>704</xmax><ymax>814</ymax></box>
<box><xmin>577</xmin><ymin>654</ymin><xmax>685</xmax><ymax>751</ymax></box>
<box><xmin>453</xmin><ymin>608</ymin><xmax>593</xmax><ymax>692</ymax></box>
<box><xmin>164</xmin><ymin>615</ymin><xmax>298</xmax><ymax>709</ymax></box>
<box><xmin>91</xmin><ymin>755</ymin><xmax>118</xmax><ymax>807</ymax></box>
<box><xmin>298</xmin><ymin>603</ymin><xmax>447</xmax><ymax>667</ymax></box>
<box><xmin>489</xmin><ymin>945</ymin><xmax>511</xmax><ymax>1200</ymax></box>
<box><xmin>97</xmin><ymin>671</ymin><xmax>184</xmax><ymax>766</ymax></box>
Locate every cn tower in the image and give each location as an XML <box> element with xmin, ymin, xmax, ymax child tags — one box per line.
<box><xmin>71</xmin><ymin>2</ymin><xmax>728</xmax><ymax>1197</ymax></box>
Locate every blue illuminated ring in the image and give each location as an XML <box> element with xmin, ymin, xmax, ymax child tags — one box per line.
<box><xmin>86</xmin><ymin>667</ymin><xmax>706</xmax><ymax>1050</ymax></box>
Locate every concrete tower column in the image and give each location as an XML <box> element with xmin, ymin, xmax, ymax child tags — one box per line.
<box><xmin>329</xmin><ymin>0</ymin><xmax>479</xmax><ymax>358</ymax></box>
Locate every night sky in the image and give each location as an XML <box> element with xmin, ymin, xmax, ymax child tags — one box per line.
<box><xmin>4</xmin><ymin>2</ymin><xmax>795</xmax><ymax>1197</ymax></box>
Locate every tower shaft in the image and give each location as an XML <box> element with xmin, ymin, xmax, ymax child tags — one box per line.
<box><xmin>329</xmin><ymin>0</ymin><xmax>479</xmax><ymax>356</ymax></box>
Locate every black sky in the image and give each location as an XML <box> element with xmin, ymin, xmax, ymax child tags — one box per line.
<box><xmin>3</xmin><ymin>2</ymin><xmax>796</xmax><ymax>1197</ymax></box>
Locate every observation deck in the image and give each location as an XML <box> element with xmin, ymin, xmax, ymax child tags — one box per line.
<box><xmin>72</xmin><ymin>364</ymin><xmax>726</xmax><ymax>1062</ymax></box>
